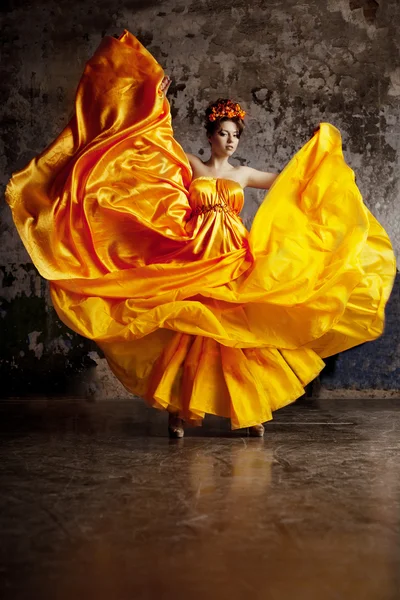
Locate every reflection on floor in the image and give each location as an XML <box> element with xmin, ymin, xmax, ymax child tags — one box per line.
<box><xmin>0</xmin><ymin>397</ymin><xmax>399</xmax><ymax>600</ymax></box>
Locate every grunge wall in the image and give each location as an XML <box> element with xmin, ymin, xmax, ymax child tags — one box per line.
<box><xmin>1</xmin><ymin>0</ymin><xmax>399</xmax><ymax>398</ymax></box>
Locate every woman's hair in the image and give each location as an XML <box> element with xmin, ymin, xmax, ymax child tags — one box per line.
<box><xmin>204</xmin><ymin>98</ymin><xmax>246</xmax><ymax>138</ymax></box>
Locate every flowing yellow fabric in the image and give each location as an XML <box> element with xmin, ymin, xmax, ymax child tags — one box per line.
<box><xmin>5</xmin><ymin>30</ymin><xmax>396</xmax><ymax>428</ymax></box>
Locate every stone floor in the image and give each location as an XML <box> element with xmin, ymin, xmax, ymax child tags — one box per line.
<box><xmin>0</xmin><ymin>396</ymin><xmax>399</xmax><ymax>600</ymax></box>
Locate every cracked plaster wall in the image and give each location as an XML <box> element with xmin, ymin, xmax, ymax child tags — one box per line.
<box><xmin>1</xmin><ymin>0</ymin><xmax>399</xmax><ymax>399</ymax></box>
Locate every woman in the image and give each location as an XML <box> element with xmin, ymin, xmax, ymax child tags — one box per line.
<box><xmin>6</xmin><ymin>31</ymin><xmax>396</xmax><ymax>438</ymax></box>
<box><xmin>160</xmin><ymin>76</ymin><xmax>280</xmax><ymax>437</ymax></box>
<box><xmin>166</xmin><ymin>84</ymin><xmax>279</xmax><ymax>192</ymax></box>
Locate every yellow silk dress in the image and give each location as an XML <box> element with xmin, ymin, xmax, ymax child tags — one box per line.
<box><xmin>5</xmin><ymin>30</ymin><xmax>396</xmax><ymax>429</ymax></box>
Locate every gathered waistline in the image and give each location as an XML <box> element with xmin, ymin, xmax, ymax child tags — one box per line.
<box><xmin>189</xmin><ymin>202</ymin><xmax>239</xmax><ymax>220</ymax></box>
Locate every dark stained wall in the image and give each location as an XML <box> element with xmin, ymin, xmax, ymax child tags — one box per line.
<box><xmin>1</xmin><ymin>0</ymin><xmax>399</xmax><ymax>398</ymax></box>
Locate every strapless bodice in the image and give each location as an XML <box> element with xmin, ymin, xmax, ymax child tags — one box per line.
<box><xmin>188</xmin><ymin>177</ymin><xmax>244</xmax><ymax>219</ymax></box>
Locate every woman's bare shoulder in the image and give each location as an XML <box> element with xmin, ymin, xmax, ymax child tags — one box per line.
<box><xmin>185</xmin><ymin>153</ymin><xmax>204</xmax><ymax>168</ymax></box>
<box><xmin>185</xmin><ymin>153</ymin><xmax>211</xmax><ymax>179</ymax></box>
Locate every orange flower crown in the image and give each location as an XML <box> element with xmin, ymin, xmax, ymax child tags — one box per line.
<box><xmin>208</xmin><ymin>99</ymin><xmax>246</xmax><ymax>122</ymax></box>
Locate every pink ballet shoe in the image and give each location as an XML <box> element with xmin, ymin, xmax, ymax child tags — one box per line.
<box><xmin>248</xmin><ymin>424</ymin><xmax>265</xmax><ymax>437</ymax></box>
<box><xmin>168</xmin><ymin>413</ymin><xmax>185</xmax><ymax>439</ymax></box>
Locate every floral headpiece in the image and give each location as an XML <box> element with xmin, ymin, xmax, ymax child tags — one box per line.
<box><xmin>208</xmin><ymin>99</ymin><xmax>246</xmax><ymax>122</ymax></box>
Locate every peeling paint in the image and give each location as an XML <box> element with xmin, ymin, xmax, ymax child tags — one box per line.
<box><xmin>0</xmin><ymin>0</ymin><xmax>399</xmax><ymax>398</ymax></box>
<box><xmin>388</xmin><ymin>67</ymin><xmax>400</xmax><ymax>97</ymax></box>
<box><xmin>28</xmin><ymin>331</ymin><xmax>44</xmax><ymax>360</ymax></box>
<box><xmin>48</xmin><ymin>336</ymin><xmax>73</xmax><ymax>355</ymax></box>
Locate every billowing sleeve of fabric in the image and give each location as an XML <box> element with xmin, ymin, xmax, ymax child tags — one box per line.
<box><xmin>245</xmin><ymin>123</ymin><xmax>396</xmax><ymax>356</ymax></box>
<box><xmin>5</xmin><ymin>30</ymin><xmax>193</xmax><ymax>281</ymax></box>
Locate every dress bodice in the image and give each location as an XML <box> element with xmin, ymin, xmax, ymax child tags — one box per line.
<box><xmin>188</xmin><ymin>177</ymin><xmax>244</xmax><ymax>219</ymax></box>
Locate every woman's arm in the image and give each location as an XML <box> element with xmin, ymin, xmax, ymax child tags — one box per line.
<box><xmin>185</xmin><ymin>152</ymin><xmax>203</xmax><ymax>169</ymax></box>
<box><xmin>242</xmin><ymin>166</ymin><xmax>279</xmax><ymax>189</ymax></box>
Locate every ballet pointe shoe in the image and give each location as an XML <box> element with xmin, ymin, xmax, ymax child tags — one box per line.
<box><xmin>248</xmin><ymin>423</ymin><xmax>265</xmax><ymax>437</ymax></box>
<box><xmin>168</xmin><ymin>413</ymin><xmax>185</xmax><ymax>439</ymax></box>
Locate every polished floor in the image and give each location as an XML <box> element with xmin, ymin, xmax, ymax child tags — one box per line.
<box><xmin>0</xmin><ymin>397</ymin><xmax>399</xmax><ymax>600</ymax></box>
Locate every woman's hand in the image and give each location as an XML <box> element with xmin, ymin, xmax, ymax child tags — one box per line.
<box><xmin>160</xmin><ymin>75</ymin><xmax>172</xmax><ymax>95</ymax></box>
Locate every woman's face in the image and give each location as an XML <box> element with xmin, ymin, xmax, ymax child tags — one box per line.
<box><xmin>208</xmin><ymin>120</ymin><xmax>240</xmax><ymax>157</ymax></box>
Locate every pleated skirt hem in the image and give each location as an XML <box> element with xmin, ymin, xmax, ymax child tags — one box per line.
<box><xmin>141</xmin><ymin>332</ymin><xmax>326</xmax><ymax>430</ymax></box>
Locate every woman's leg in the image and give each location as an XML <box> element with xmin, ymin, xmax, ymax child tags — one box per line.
<box><xmin>248</xmin><ymin>424</ymin><xmax>265</xmax><ymax>437</ymax></box>
<box><xmin>168</xmin><ymin>412</ymin><xmax>185</xmax><ymax>438</ymax></box>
